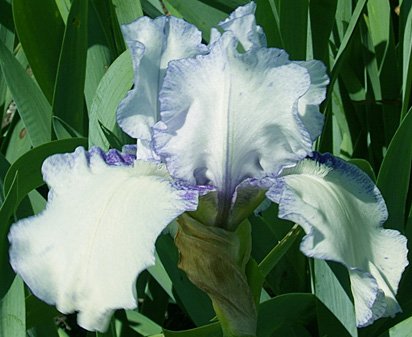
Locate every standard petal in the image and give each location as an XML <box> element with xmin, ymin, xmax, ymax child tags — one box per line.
<box><xmin>296</xmin><ymin>60</ymin><xmax>329</xmax><ymax>140</ymax></box>
<box><xmin>154</xmin><ymin>33</ymin><xmax>318</xmax><ymax>220</ymax></box>
<box><xmin>266</xmin><ymin>153</ymin><xmax>408</xmax><ymax>327</ymax></box>
<box><xmin>8</xmin><ymin>147</ymin><xmax>198</xmax><ymax>332</ymax></box>
<box><xmin>218</xmin><ymin>2</ymin><xmax>266</xmax><ymax>50</ymax></box>
<box><xmin>117</xmin><ymin>16</ymin><xmax>207</xmax><ymax>139</ymax></box>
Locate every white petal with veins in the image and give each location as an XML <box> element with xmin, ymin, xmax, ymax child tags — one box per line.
<box><xmin>9</xmin><ymin>147</ymin><xmax>198</xmax><ymax>332</ymax></box>
<box><xmin>155</xmin><ymin>33</ymin><xmax>316</xmax><ymax>198</ymax></box>
<box><xmin>267</xmin><ymin>153</ymin><xmax>408</xmax><ymax>326</ymax></box>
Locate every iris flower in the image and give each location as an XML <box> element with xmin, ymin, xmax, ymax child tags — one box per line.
<box><xmin>8</xmin><ymin>2</ymin><xmax>408</xmax><ymax>333</ymax></box>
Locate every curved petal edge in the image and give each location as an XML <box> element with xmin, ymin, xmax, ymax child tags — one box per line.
<box><xmin>266</xmin><ymin>153</ymin><xmax>408</xmax><ymax>327</ymax></box>
<box><xmin>117</xmin><ymin>16</ymin><xmax>207</xmax><ymax>140</ymax></box>
<box><xmin>154</xmin><ymin>32</ymin><xmax>314</xmax><ymax>194</ymax></box>
<box><xmin>9</xmin><ymin>147</ymin><xmax>199</xmax><ymax>332</ymax></box>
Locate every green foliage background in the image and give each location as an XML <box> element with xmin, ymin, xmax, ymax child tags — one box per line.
<box><xmin>0</xmin><ymin>0</ymin><xmax>411</xmax><ymax>336</ymax></box>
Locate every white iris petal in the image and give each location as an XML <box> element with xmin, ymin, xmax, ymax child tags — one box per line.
<box><xmin>8</xmin><ymin>3</ymin><xmax>406</xmax><ymax>333</ymax></box>
<box><xmin>117</xmin><ymin>16</ymin><xmax>207</xmax><ymax>140</ymax></box>
<box><xmin>8</xmin><ymin>147</ymin><xmax>199</xmax><ymax>332</ymax></box>
<box><xmin>218</xmin><ymin>2</ymin><xmax>266</xmax><ymax>50</ymax></box>
<box><xmin>266</xmin><ymin>153</ymin><xmax>408</xmax><ymax>327</ymax></box>
<box><xmin>154</xmin><ymin>32</ymin><xmax>315</xmax><ymax>193</ymax></box>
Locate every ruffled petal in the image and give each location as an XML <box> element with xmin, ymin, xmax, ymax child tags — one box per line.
<box><xmin>266</xmin><ymin>153</ymin><xmax>408</xmax><ymax>327</ymax></box>
<box><xmin>154</xmin><ymin>32</ymin><xmax>316</xmax><ymax>200</ymax></box>
<box><xmin>117</xmin><ymin>16</ymin><xmax>207</xmax><ymax>139</ymax></box>
<box><xmin>218</xmin><ymin>2</ymin><xmax>266</xmax><ymax>50</ymax></box>
<box><xmin>8</xmin><ymin>147</ymin><xmax>199</xmax><ymax>332</ymax></box>
<box><xmin>296</xmin><ymin>60</ymin><xmax>329</xmax><ymax>140</ymax></box>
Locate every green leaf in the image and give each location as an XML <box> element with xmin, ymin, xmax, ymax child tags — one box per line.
<box><xmin>328</xmin><ymin>0</ymin><xmax>368</xmax><ymax>104</ymax></box>
<box><xmin>147</xmin><ymin>250</ymin><xmax>176</xmax><ymax>302</ymax></box>
<box><xmin>5</xmin><ymin>119</ymin><xmax>32</xmax><ymax>164</ymax></box>
<box><xmin>163</xmin><ymin>322</ymin><xmax>221</xmax><ymax>337</ymax></box>
<box><xmin>55</xmin><ymin>0</ymin><xmax>71</xmax><ymax>23</ymax></box>
<box><xmin>377</xmin><ymin>109</ymin><xmax>412</xmax><ymax>232</ymax></box>
<box><xmin>52</xmin><ymin>116</ymin><xmax>83</xmax><ymax>140</ymax></box>
<box><xmin>250</xmin><ymin>204</ymin><xmax>307</xmax><ymax>295</ymax></box>
<box><xmin>0</xmin><ymin>276</ymin><xmax>25</xmax><ymax>337</ymax></box>
<box><xmin>0</xmin><ymin>153</ymin><xmax>14</xmax><ymax>298</ymax></box>
<box><xmin>83</xmin><ymin>2</ymin><xmax>115</xmax><ymax>111</ymax></box>
<box><xmin>156</xmin><ymin>235</ymin><xmax>214</xmax><ymax>326</ymax></box>
<box><xmin>165</xmin><ymin>0</ymin><xmax>227</xmax><ymax>42</ymax></box>
<box><xmin>0</xmin><ymin>170</ymin><xmax>18</xmax><ymax>297</ymax></box>
<box><xmin>278</xmin><ymin>0</ymin><xmax>308</xmax><ymax>59</ymax></box>
<box><xmin>245</xmin><ymin>258</ymin><xmax>265</xmax><ymax>305</ymax></box>
<box><xmin>367</xmin><ymin>0</ymin><xmax>400</xmax><ymax>145</ymax></box>
<box><xmin>0</xmin><ymin>0</ymin><xmax>15</xmax><ymax>117</ymax></box>
<box><xmin>52</xmin><ymin>0</ymin><xmax>88</xmax><ymax>134</ymax></box>
<box><xmin>0</xmin><ymin>39</ymin><xmax>52</xmax><ymax>146</ymax></box>
<box><xmin>256</xmin><ymin>0</ymin><xmax>283</xmax><ymax>48</ymax></box>
<box><xmin>112</xmin><ymin>0</ymin><xmax>143</xmax><ymax>24</ymax></box>
<box><xmin>140</xmin><ymin>276</ymin><xmax>169</xmax><ymax>325</ymax></box>
<box><xmin>26</xmin><ymin>295</ymin><xmax>59</xmax><ymax>330</ymax></box>
<box><xmin>126</xmin><ymin>310</ymin><xmax>163</xmax><ymax>336</ymax></box>
<box><xmin>256</xmin><ymin>294</ymin><xmax>316</xmax><ymax>337</ymax></box>
<box><xmin>89</xmin><ymin>50</ymin><xmax>133</xmax><ymax>149</ymax></box>
<box><xmin>378</xmin><ymin>316</ymin><xmax>412</xmax><ymax>337</ymax></box>
<box><xmin>98</xmin><ymin>121</ymin><xmax>123</xmax><ymax>151</ymax></box>
<box><xmin>309</xmin><ymin>0</ymin><xmax>337</xmax><ymax>64</ymax></box>
<box><xmin>12</xmin><ymin>0</ymin><xmax>64</xmax><ymax>102</ymax></box>
<box><xmin>26</xmin><ymin>295</ymin><xmax>59</xmax><ymax>337</ymax></box>
<box><xmin>195</xmin><ymin>0</ymin><xmax>248</xmax><ymax>13</ymax></box>
<box><xmin>313</xmin><ymin>260</ymin><xmax>357</xmax><ymax>337</ymax></box>
<box><xmin>401</xmin><ymin>2</ymin><xmax>412</xmax><ymax>118</ymax></box>
<box><xmin>258</xmin><ymin>224</ymin><xmax>302</xmax><ymax>278</ymax></box>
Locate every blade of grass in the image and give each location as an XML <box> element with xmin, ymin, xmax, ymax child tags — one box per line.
<box><xmin>165</xmin><ymin>0</ymin><xmax>227</xmax><ymax>42</ymax></box>
<box><xmin>377</xmin><ymin>315</ymin><xmax>412</xmax><ymax>337</ymax></box>
<box><xmin>0</xmin><ymin>39</ymin><xmax>51</xmax><ymax>146</ymax></box>
<box><xmin>377</xmin><ymin>108</ymin><xmax>412</xmax><ymax>232</ymax></box>
<box><xmin>401</xmin><ymin>3</ymin><xmax>412</xmax><ymax>118</ymax></box>
<box><xmin>328</xmin><ymin>0</ymin><xmax>368</xmax><ymax>103</ymax></box>
<box><xmin>278</xmin><ymin>0</ymin><xmax>308</xmax><ymax>59</ymax></box>
<box><xmin>256</xmin><ymin>0</ymin><xmax>283</xmax><ymax>48</ymax></box>
<box><xmin>52</xmin><ymin>0</ymin><xmax>88</xmax><ymax>135</ymax></box>
<box><xmin>0</xmin><ymin>0</ymin><xmax>14</xmax><ymax>118</ymax></box>
<box><xmin>0</xmin><ymin>276</ymin><xmax>25</xmax><ymax>337</ymax></box>
<box><xmin>313</xmin><ymin>260</ymin><xmax>357</xmax><ymax>337</ymax></box>
<box><xmin>12</xmin><ymin>0</ymin><xmax>64</xmax><ymax>102</ymax></box>
<box><xmin>258</xmin><ymin>224</ymin><xmax>302</xmax><ymax>278</ymax></box>
<box><xmin>89</xmin><ymin>50</ymin><xmax>133</xmax><ymax>149</ymax></box>
<box><xmin>83</xmin><ymin>2</ymin><xmax>115</xmax><ymax>112</ymax></box>
<box><xmin>4</xmin><ymin>119</ymin><xmax>32</xmax><ymax>164</ymax></box>
<box><xmin>196</xmin><ymin>0</ymin><xmax>248</xmax><ymax>13</ymax></box>
<box><xmin>309</xmin><ymin>0</ymin><xmax>337</xmax><ymax>64</ymax></box>
<box><xmin>112</xmin><ymin>0</ymin><xmax>143</xmax><ymax>24</ymax></box>
<box><xmin>367</xmin><ymin>0</ymin><xmax>401</xmax><ymax>146</ymax></box>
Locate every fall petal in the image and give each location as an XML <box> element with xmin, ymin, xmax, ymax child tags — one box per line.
<box><xmin>9</xmin><ymin>147</ymin><xmax>198</xmax><ymax>332</ymax></box>
<box><xmin>266</xmin><ymin>153</ymin><xmax>408</xmax><ymax>326</ymax></box>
